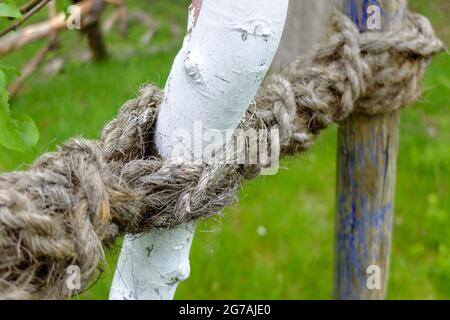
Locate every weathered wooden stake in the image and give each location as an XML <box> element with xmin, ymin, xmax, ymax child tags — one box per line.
<box><xmin>335</xmin><ymin>0</ymin><xmax>407</xmax><ymax>300</ymax></box>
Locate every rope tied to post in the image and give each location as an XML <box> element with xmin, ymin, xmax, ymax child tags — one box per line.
<box><xmin>0</xmin><ymin>11</ymin><xmax>444</xmax><ymax>299</ymax></box>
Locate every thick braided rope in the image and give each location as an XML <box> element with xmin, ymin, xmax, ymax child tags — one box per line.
<box><xmin>0</xmin><ymin>11</ymin><xmax>444</xmax><ymax>299</ymax></box>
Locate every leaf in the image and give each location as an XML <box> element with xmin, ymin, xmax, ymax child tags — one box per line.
<box><xmin>0</xmin><ymin>2</ymin><xmax>22</xmax><ymax>19</ymax></box>
<box><xmin>0</xmin><ymin>114</ymin><xmax>39</xmax><ymax>152</ymax></box>
<box><xmin>11</xmin><ymin>115</ymin><xmax>39</xmax><ymax>148</ymax></box>
<box><xmin>0</xmin><ymin>64</ymin><xmax>39</xmax><ymax>152</ymax></box>
<box><xmin>0</xmin><ymin>92</ymin><xmax>39</xmax><ymax>152</ymax></box>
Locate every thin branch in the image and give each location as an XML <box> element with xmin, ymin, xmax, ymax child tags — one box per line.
<box><xmin>47</xmin><ymin>0</ymin><xmax>58</xmax><ymax>43</ymax></box>
<box><xmin>0</xmin><ymin>0</ymin><xmax>52</xmax><ymax>38</ymax></box>
<box><xmin>0</xmin><ymin>0</ymin><xmax>96</xmax><ymax>56</ymax></box>
<box><xmin>20</xmin><ymin>0</ymin><xmax>44</xmax><ymax>14</ymax></box>
<box><xmin>9</xmin><ymin>2</ymin><xmax>59</xmax><ymax>98</ymax></box>
<box><xmin>0</xmin><ymin>13</ymin><xmax>66</xmax><ymax>56</ymax></box>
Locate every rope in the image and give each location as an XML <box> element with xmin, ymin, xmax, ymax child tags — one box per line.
<box><xmin>0</xmin><ymin>11</ymin><xmax>444</xmax><ymax>299</ymax></box>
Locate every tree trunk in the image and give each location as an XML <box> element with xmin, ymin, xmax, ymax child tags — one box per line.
<box><xmin>109</xmin><ymin>0</ymin><xmax>289</xmax><ymax>300</ymax></box>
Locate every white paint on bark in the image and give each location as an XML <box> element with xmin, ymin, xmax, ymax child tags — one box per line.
<box><xmin>109</xmin><ymin>0</ymin><xmax>288</xmax><ymax>300</ymax></box>
<box><xmin>110</xmin><ymin>223</ymin><xmax>196</xmax><ymax>300</ymax></box>
<box><xmin>155</xmin><ymin>0</ymin><xmax>288</xmax><ymax>158</ymax></box>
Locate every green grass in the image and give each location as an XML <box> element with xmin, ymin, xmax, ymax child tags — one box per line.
<box><xmin>0</xmin><ymin>0</ymin><xmax>449</xmax><ymax>300</ymax></box>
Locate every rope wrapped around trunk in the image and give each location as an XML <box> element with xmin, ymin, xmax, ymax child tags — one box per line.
<box><xmin>0</xmin><ymin>11</ymin><xmax>444</xmax><ymax>299</ymax></box>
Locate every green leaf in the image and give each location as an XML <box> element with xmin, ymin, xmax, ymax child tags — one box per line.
<box><xmin>0</xmin><ymin>2</ymin><xmax>22</xmax><ymax>19</ymax></box>
<box><xmin>0</xmin><ymin>114</ymin><xmax>39</xmax><ymax>152</ymax></box>
<box><xmin>11</xmin><ymin>115</ymin><xmax>39</xmax><ymax>148</ymax></box>
<box><xmin>0</xmin><ymin>70</ymin><xmax>38</xmax><ymax>152</ymax></box>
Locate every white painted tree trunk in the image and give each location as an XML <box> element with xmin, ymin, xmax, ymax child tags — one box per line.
<box><xmin>109</xmin><ymin>0</ymin><xmax>289</xmax><ymax>300</ymax></box>
<box><xmin>271</xmin><ymin>0</ymin><xmax>338</xmax><ymax>72</ymax></box>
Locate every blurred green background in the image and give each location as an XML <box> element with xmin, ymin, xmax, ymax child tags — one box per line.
<box><xmin>0</xmin><ymin>0</ymin><xmax>448</xmax><ymax>299</ymax></box>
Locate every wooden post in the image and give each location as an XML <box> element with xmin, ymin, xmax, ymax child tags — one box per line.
<box><xmin>334</xmin><ymin>0</ymin><xmax>407</xmax><ymax>300</ymax></box>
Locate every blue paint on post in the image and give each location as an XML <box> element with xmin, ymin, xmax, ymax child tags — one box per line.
<box><xmin>344</xmin><ymin>0</ymin><xmax>360</xmax><ymax>29</ymax></box>
<box><xmin>345</xmin><ymin>0</ymin><xmax>406</xmax><ymax>32</ymax></box>
<box><xmin>335</xmin><ymin>79</ymin><xmax>400</xmax><ymax>299</ymax></box>
<box><xmin>345</xmin><ymin>0</ymin><xmax>378</xmax><ymax>31</ymax></box>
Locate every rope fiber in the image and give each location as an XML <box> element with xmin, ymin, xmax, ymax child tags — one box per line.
<box><xmin>0</xmin><ymin>11</ymin><xmax>444</xmax><ymax>299</ymax></box>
